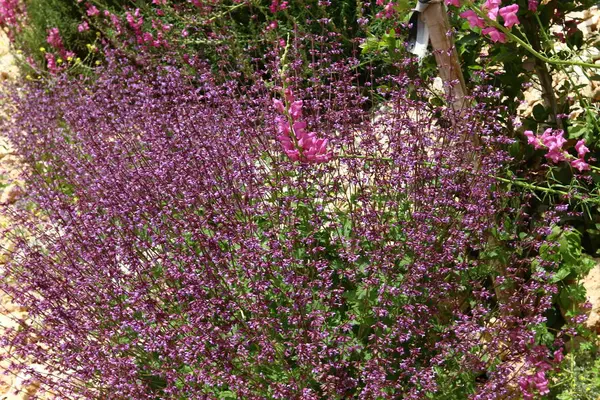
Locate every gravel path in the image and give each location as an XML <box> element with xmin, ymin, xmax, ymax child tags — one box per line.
<box><xmin>0</xmin><ymin>31</ymin><xmax>48</xmax><ymax>400</ymax></box>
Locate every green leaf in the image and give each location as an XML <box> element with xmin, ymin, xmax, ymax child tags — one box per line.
<box><xmin>551</xmin><ymin>267</ymin><xmax>572</xmax><ymax>283</ymax></box>
<box><xmin>568</xmin><ymin>123</ymin><xmax>588</xmax><ymax>139</ymax></box>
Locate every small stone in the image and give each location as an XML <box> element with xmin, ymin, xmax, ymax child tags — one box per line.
<box><xmin>0</xmin><ymin>312</ymin><xmax>27</xmax><ymax>331</ymax></box>
<box><xmin>0</xmin><ymin>237</ymin><xmax>15</xmax><ymax>264</ymax></box>
<box><xmin>0</xmin><ymin>184</ymin><xmax>24</xmax><ymax>205</ymax></box>
<box><xmin>0</xmin><ymin>295</ymin><xmax>26</xmax><ymax>313</ymax></box>
<box><xmin>593</xmin><ymin>87</ymin><xmax>600</xmax><ymax>102</ymax></box>
<box><xmin>583</xmin><ymin>262</ymin><xmax>600</xmax><ymax>333</ymax></box>
<box><xmin>0</xmin><ymin>137</ymin><xmax>14</xmax><ymax>158</ymax></box>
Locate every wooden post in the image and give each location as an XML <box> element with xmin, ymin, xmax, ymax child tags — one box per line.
<box><xmin>421</xmin><ymin>0</ymin><xmax>468</xmax><ymax>112</ymax></box>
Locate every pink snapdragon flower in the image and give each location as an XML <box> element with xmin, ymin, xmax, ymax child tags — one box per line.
<box><xmin>460</xmin><ymin>10</ymin><xmax>485</xmax><ymax>29</ymax></box>
<box><xmin>545</xmin><ymin>147</ymin><xmax>567</xmax><ymax>163</ymax></box>
<box><xmin>86</xmin><ymin>4</ymin><xmax>100</xmax><ymax>17</ymax></box>
<box><xmin>540</xmin><ymin>129</ymin><xmax>566</xmax><ymax>152</ymax></box>
<box><xmin>77</xmin><ymin>21</ymin><xmax>90</xmax><ymax>32</ymax></box>
<box><xmin>524</xmin><ymin>130</ymin><xmax>543</xmax><ymax>149</ymax></box>
<box><xmin>575</xmin><ymin>139</ymin><xmax>589</xmax><ymax>158</ymax></box>
<box><xmin>446</xmin><ymin>0</ymin><xmax>460</xmax><ymax>6</ymax></box>
<box><xmin>269</xmin><ymin>0</ymin><xmax>288</xmax><ymax>13</ymax></box>
<box><xmin>482</xmin><ymin>0</ymin><xmax>501</xmax><ymax>20</ymax></box>
<box><xmin>571</xmin><ymin>139</ymin><xmax>591</xmax><ymax>171</ymax></box>
<box><xmin>499</xmin><ymin>4</ymin><xmax>520</xmax><ymax>28</ymax></box>
<box><xmin>46</xmin><ymin>27</ymin><xmax>70</xmax><ymax>59</ymax></box>
<box><xmin>571</xmin><ymin>158</ymin><xmax>590</xmax><ymax>172</ymax></box>
<box><xmin>273</xmin><ymin>91</ymin><xmax>331</xmax><ymax>163</ymax></box>
<box><xmin>45</xmin><ymin>53</ymin><xmax>58</xmax><ymax>74</ymax></box>
<box><xmin>46</xmin><ymin>27</ymin><xmax>64</xmax><ymax>49</ymax></box>
<box><xmin>540</xmin><ymin>129</ymin><xmax>568</xmax><ymax>163</ymax></box>
<box><xmin>273</xmin><ymin>99</ymin><xmax>285</xmax><ymax>113</ymax></box>
<box><xmin>289</xmin><ymin>101</ymin><xmax>303</xmax><ymax>120</ymax></box>
<box><xmin>525</xmin><ymin>129</ymin><xmax>591</xmax><ymax>171</ymax></box>
<box><xmin>376</xmin><ymin>1</ymin><xmax>396</xmax><ymax>19</ymax></box>
<box><xmin>482</xmin><ymin>27</ymin><xmax>507</xmax><ymax>43</ymax></box>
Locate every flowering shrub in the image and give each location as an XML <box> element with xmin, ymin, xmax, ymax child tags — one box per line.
<box><xmin>1</xmin><ymin>1</ymin><xmax>598</xmax><ymax>399</ymax></box>
<box><xmin>0</xmin><ymin>27</ymin><xmax>573</xmax><ymax>397</ymax></box>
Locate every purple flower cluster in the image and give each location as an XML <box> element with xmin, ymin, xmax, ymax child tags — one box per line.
<box><xmin>0</xmin><ymin>38</ymin><xmax>561</xmax><ymax>399</ymax></box>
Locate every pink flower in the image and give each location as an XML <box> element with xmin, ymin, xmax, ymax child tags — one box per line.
<box><xmin>46</xmin><ymin>27</ymin><xmax>64</xmax><ymax>50</ymax></box>
<box><xmin>275</xmin><ymin>116</ymin><xmax>290</xmax><ymax>136</ymax></box>
<box><xmin>289</xmin><ymin>101</ymin><xmax>303</xmax><ymax>120</ymax></box>
<box><xmin>524</xmin><ymin>130</ymin><xmax>543</xmax><ymax>149</ymax></box>
<box><xmin>553</xmin><ymin>348</ymin><xmax>564</xmax><ymax>363</ymax></box>
<box><xmin>274</xmin><ymin>90</ymin><xmax>331</xmax><ymax>163</ymax></box>
<box><xmin>545</xmin><ymin>148</ymin><xmax>567</xmax><ymax>163</ymax></box>
<box><xmin>86</xmin><ymin>4</ymin><xmax>100</xmax><ymax>17</ymax></box>
<box><xmin>292</xmin><ymin>120</ymin><xmax>307</xmax><ymax>135</ymax></box>
<box><xmin>483</xmin><ymin>0</ymin><xmax>501</xmax><ymax>19</ymax></box>
<box><xmin>571</xmin><ymin>158</ymin><xmax>590</xmax><ymax>172</ymax></box>
<box><xmin>499</xmin><ymin>4</ymin><xmax>520</xmax><ymax>28</ymax></box>
<box><xmin>284</xmin><ymin>88</ymin><xmax>295</xmax><ymax>103</ymax></box>
<box><xmin>528</xmin><ymin>0</ymin><xmax>539</xmax><ymax>11</ymax></box>
<box><xmin>77</xmin><ymin>21</ymin><xmax>90</xmax><ymax>32</ymax></box>
<box><xmin>270</xmin><ymin>0</ymin><xmax>288</xmax><ymax>12</ymax></box>
<box><xmin>534</xmin><ymin>371</ymin><xmax>550</xmax><ymax>395</ymax></box>
<box><xmin>142</xmin><ymin>32</ymin><xmax>154</xmax><ymax>43</ymax></box>
<box><xmin>539</xmin><ymin>128</ymin><xmax>553</xmax><ymax>145</ymax></box>
<box><xmin>45</xmin><ymin>53</ymin><xmax>58</xmax><ymax>74</ymax></box>
<box><xmin>273</xmin><ymin>99</ymin><xmax>285</xmax><ymax>113</ymax></box>
<box><xmin>482</xmin><ymin>27</ymin><xmax>507</xmax><ymax>43</ymax></box>
<box><xmin>541</xmin><ymin>129</ymin><xmax>566</xmax><ymax>151</ymax></box>
<box><xmin>460</xmin><ymin>10</ymin><xmax>485</xmax><ymax>29</ymax></box>
<box><xmin>376</xmin><ymin>2</ymin><xmax>396</xmax><ymax>19</ymax></box>
<box><xmin>575</xmin><ymin>139</ymin><xmax>589</xmax><ymax>158</ymax></box>
<box><xmin>446</xmin><ymin>0</ymin><xmax>460</xmax><ymax>6</ymax></box>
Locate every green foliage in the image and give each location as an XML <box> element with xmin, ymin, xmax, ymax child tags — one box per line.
<box><xmin>16</xmin><ymin>0</ymin><xmax>95</xmax><ymax>68</ymax></box>
<box><xmin>537</xmin><ymin>226</ymin><xmax>594</xmax><ymax>323</ymax></box>
<box><xmin>551</xmin><ymin>343</ymin><xmax>600</xmax><ymax>400</ymax></box>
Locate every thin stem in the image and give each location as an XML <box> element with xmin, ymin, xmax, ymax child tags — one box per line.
<box><xmin>337</xmin><ymin>154</ymin><xmax>600</xmax><ymax>204</ymax></box>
